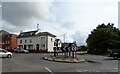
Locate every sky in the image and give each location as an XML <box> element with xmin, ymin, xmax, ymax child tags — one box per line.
<box><xmin>1</xmin><ymin>0</ymin><xmax>120</xmax><ymax>46</ymax></box>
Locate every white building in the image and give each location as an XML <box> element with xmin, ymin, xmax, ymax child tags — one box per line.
<box><xmin>17</xmin><ymin>29</ymin><xmax>56</xmax><ymax>52</ymax></box>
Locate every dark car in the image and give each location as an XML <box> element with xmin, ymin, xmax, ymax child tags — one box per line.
<box><xmin>15</xmin><ymin>48</ymin><xmax>29</xmax><ymax>54</ymax></box>
<box><xmin>109</xmin><ymin>49</ymin><xmax>120</xmax><ymax>59</ymax></box>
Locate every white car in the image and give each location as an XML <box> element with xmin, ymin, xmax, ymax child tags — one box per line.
<box><xmin>0</xmin><ymin>48</ymin><xmax>13</xmax><ymax>58</ymax></box>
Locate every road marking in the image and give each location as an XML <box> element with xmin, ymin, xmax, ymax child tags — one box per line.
<box><xmin>77</xmin><ymin>69</ymin><xmax>88</xmax><ymax>72</ymax></box>
<box><xmin>77</xmin><ymin>70</ymin><xmax>82</xmax><ymax>72</ymax></box>
<box><xmin>77</xmin><ymin>70</ymin><xmax>101</xmax><ymax>72</ymax></box>
<box><xmin>45</xmin><ymin>67</ymin><xmax>54</xmax><ymax>74</ymax></box>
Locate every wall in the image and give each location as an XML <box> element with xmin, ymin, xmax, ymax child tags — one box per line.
<box><xmin>17</xmin><ymin>36</ymin><xmax>48</xmax><ymax>51</ymax></box>
<box><xmin>11</xmin><ymin>34</ymin><xmax>17</xmax><ymax>49</ymax></box>
<box><xmin>47</xmin><ymin>36</ymin><xmax>55</xmax><ymax>52</ymax></box>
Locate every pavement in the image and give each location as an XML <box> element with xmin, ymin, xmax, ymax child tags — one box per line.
<box><xmin>1</xmin><ymin>53</ymin><xmax>119</xmax><ymax>73</ymax></box>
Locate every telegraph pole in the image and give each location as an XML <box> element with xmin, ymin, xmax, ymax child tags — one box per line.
<box><xmin>63</xmin><ymin>34</ymin><xmax>66</xmax><ymax>43</ymax></box>
<box><xmin>63</xmin><ymin>34</ymin><xmax>67</xmax><ymax>58</ymax></box>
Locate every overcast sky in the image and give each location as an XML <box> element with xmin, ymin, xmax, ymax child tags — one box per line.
<box><xmin>1</xmin><ymin>0</ymin><xmax>120</xmax><ymax>45</ymax></box>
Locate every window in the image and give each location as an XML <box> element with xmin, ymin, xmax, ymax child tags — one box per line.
<box><xmin>6</xmin><ymin>41</ymin><xmax>7</xmax><ymax>44</ymax></box>
<box><xmin>25</xmin><ymin>40</ymin><xmax>27</xmax><ymax>43</ymax></box>
<box><xmin>59</xmin><ymin>43</ymin><xmax>60</xmax><ymax>45</ymax></box>
<box><xmin>30</xmin><ymin>39</ymin><xmax>32</xmax><ymax>43</ymax></box>
<box><xmin>30</xmin><ymin>33</ymin><xmax>33</xmax><ymax>35</ymax></box>
<box><xmin>54</xmin><ymin>42</ymin><xmax>56</xmax><ymax>46</ymax></box>
<box><xmin>28</xmin><ymin>45</ymin><xmax>33</xmax><ymax>50</ymax></box>
<box><xmin>5</xmin><ymin>47</ymin><xmax>7</xmax><ymax>49</ymax></box>
<box><xmin>20</xmin><ymin>40</ymin><xmax>22</xmax><ymax>43</ymax></box>
<box><xmin>8</xmin><ymin>41</ymin><xmax>9</xmax><ymax>44</ymax></box>
<box><xmin>41</xmin><ymin>37</ymin><xmax>45</xmax><ymax>39</ymax></box>
<box><xmin>2</xmin><ymin>50</ymin><xmax>7</xmax><ymax>53</ymax></box>
<box><xmin>41</xmin><ymin>44</ymin><xmax>45</xmax><ymax>48</ymax></box>
<box><xmin>21</xmin><ymin>34</ymin><xmax>24</xmax><ymax>36</ymax></box>
<box><xmin>51</xmin><ymin>38</ymin><xmax>53</xmax><ymax>42</ymax></box>
<box><xmin>8</xmin><ymin>35</ymin><xmax>10</xmax><ymax>37</ymax></box>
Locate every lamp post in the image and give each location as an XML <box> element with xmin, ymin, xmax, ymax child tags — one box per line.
<box><xmin>63</xmin><ymin>34</ymin><xmax>66</xmax><ymax>43</ymax></box>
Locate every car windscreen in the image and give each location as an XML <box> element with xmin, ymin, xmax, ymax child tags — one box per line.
<box><xmin>111</xmin><ymin>49</ymin><xmax>120</xmax><ymax>53</ymax></box>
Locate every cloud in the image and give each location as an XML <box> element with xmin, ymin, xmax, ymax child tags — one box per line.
<box><xmin>60</xmin><ymin>21</ymin><xmax>74</xmax><ymax>29</ymax></box>
<box><xmin>2</xmin><ymin>2</ymin><xmax>54</xmax><ymax>33</ymax></box>
<box><xmin>119</xmin><ymin>1</ymin><xmax>120</xmax><ymax>29</ymax></box>
<box><xmin>1</xmin><ymin>0</ymin><xmax>119</xmax><ymax>46</ymax></box>
<box><xmin>71</xmin><ymin>31</ymin><xmax>87</xmax><ymax>46</ymax></box>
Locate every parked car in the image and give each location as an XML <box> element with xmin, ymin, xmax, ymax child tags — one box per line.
<box><xmin>109</xmin><ymin>49</ymin><xmax>120</xmax><ymax>59</ymax></box>
<box><xmin>15</xmin><ymin>48</ymin><xmax>29</xmax><ymax>54</ymax></box>
<box><xmin>0</xmin><ymin>48</ymin><xmax>13</xmax><ymax>58</ymax></box>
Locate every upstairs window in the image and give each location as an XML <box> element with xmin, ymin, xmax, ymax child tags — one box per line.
<box><xmin>41</xmin><ymin>37</ymin><xmax>45</xmax><ymax>41</ymax></box>
<box><xmin>51</xmin><ymin>38</ymin><xmax>53</xmax><ymax>42</ymax></box>
<box><xmin>21</xmin><ymin>34</ymin><xmax>24</xmax><ymax>36</ymax></box>
<box><xmin>30</xmin><ymin>39</ymin><xmax>32</xmax><ymax>43</ymax></box>
<box><xmin>25</xmin><ymin>40</ymin><xmax>27</xmax><ymax>43</ymax></box>
<box><xmin>20</xmin><ymin>40</ymin><xmax>22</xmax><ymax>43</ymax></box>
<box><xmin>30</xmin><ymin>33</ymin><xmax>33</xmax><ymax>35</ymax></box>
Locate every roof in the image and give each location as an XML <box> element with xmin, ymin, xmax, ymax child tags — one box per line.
<box><xmin>0</xmin><ymin>30</ymin><xmax>10</xmax><ymax>36</ymax></box>
<box><xmin>17</xmin><ymin>30</ymin><xmax>38</xmax><ymax>38</ymax></box>
<box><xmin>17</xmin><ymin>30</ymin><xmax>56</xmax><ymax>38</ymax></box>
<box><xmin>37</xmin><ymin>32</ymin><xmax>56</xmax><ymax>37</ymax></box>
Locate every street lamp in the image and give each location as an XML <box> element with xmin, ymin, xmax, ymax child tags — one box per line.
<box><xmin>63</xmin><ymin>34</ymin><xmax>66</xmax><ymax>43</ymax></box>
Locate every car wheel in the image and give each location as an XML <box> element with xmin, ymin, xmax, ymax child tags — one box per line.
<box><xmin>7</xmin><ymin>54</ymin><xmax>11</xmax><ymax>58</ymax></box>
<box><xmin>22</xmin><ymin>51</ymin><xmax>24</xmax><ymax>53</ymax></box>
<box><xmin>114</xmin><ymin>56</ymin><xmax>118</xmax><ymax>60</ymax></box>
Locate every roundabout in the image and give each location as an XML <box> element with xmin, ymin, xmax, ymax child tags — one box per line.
<box><xmin>43</xmin><ymin>55</ymin><xmax>86</xmax><ymax>63</ymax></box>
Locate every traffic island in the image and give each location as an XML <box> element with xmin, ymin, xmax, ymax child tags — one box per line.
<box><xmin>43</xmin><ymin>55</ymin><xmax>86</xmax><ymax>63</ymax></box>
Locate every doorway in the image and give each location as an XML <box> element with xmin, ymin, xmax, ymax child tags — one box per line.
<box><xmin>36</xmin><ymin>44</ymin><xmax>39</xmax><ymax>51</ymax></box>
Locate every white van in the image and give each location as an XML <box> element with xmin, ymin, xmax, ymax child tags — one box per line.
<box><xmin>0</xmin><ymin>48</ymin><xmax>13</xmax><ymax>58</ymax></box>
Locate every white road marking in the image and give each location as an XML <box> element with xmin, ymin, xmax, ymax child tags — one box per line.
<box><xmin>45</xmin><ymin>67</ymin><xmax>54</xmax><ymax>74</ymax></box>
<box><xmin>77</xmin><ymin>70</ymin><xmax>82</xmax><ymax>72</ymax></box>
<box><xmin>77</xmin><ymin>69</ymin><xmax>88</xmax><ymax>72</ymax></box>
<box><xmin>77</xmin><ymin>69</ymin><xmax>101</xmax><ymax>72</ymax></box>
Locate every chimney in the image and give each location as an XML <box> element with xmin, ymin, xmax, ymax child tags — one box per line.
<box><xmin>37</xmin><ymin>24</ymin><xmax>39</xmax><ymax>30</ymax></box>
<box><xmin>20</xmin><ymin>30</ymin><xmax>23</xmax><ymax>33</ymax></box>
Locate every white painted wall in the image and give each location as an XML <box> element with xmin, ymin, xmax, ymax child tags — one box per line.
<box><xmin>17</xmin><ymin>35</ymin><xmax>55</xmax><ymax>52</ymax></box>
<box><xmin>17</xmin><ymin>36</ymin><xmax>37</xmax><ymax>50</ymax></box>
<box><xmin>47</xmin><ymin>36</ymin><xmax>55</xmax><ymax>52</ymax></box>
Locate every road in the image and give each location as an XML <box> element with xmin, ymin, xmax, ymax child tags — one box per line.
<box><xmin>1</xmin><ymin>53</ymin><xmax>119</xmax><ymax>74</ymax></box>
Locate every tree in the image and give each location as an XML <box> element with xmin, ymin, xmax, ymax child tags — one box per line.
<box><xmin>86</xmin><ymin>23</ymin><xmax>120</xmax><ymax>54</ymax></box>
<box><xmin>78</xmin><ymin>45</ymin><xmax>87</xmax><ymax>51</ymax></box>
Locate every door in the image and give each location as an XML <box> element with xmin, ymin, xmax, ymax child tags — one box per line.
<box><xmin>36</xmin><ymin>44</ymin><xmax>39</xmax><ymax>51</ymax></box>
<box><xmin>24</xmin><ymin>45</ymin><xmax>26</xmax><ymax>50</ymax></box>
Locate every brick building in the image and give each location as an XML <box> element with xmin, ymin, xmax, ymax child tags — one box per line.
<box><xmin>0</xmin><ymin>30</ymin><xmax>17</xmax><ymax>51</ymax></box>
